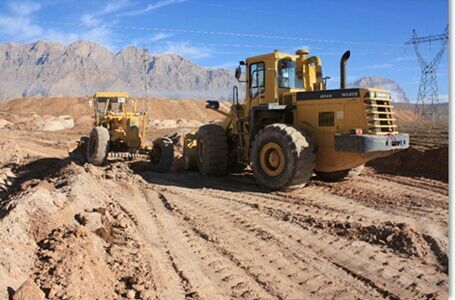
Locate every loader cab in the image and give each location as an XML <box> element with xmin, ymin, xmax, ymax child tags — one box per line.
<box><xmin>242</xmin><ymin>49</ymin><xmax>322</xmax><ymax>107</ymax></box>
<box><xmin>244</xmin><ymin>51</ymin><xmax>283</xmax><ymax>107</ymax></box>
<box><xmin>277</xmin><ymin>58</ymin><xmax>303</xmax><ymax>89</ymax></box>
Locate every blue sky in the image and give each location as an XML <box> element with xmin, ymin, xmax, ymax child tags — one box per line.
<box><xmin>0</xmin><ymin>0</ymin><xmax>449</xmax><ymax>101</ymax></box>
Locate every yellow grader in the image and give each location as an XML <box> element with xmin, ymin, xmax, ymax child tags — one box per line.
<box><xmin>86</xmin><ymin>92</ymin><xmax>173</xmax><ymax>172</ymax></box>
<box><xmin>184</xmin><ymin>49</ymin><xmax>409</xmax><ymax>190</ymax></box>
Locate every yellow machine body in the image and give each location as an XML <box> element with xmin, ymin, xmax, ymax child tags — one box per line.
<box><xmin>93</xmin><ymin>92</ymin><xmax>147</xmax><ymax>152</ymax></box>
<box><xmin>208</xmin><ymin>49</ymin><xmax>408</xmax><ymax>173</ymax></box>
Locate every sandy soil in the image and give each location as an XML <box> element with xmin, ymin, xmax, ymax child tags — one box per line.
<box><xmin>0</xmin><ymin>97</ymin><xmax>449</xmax><ymax>299</ymax></box>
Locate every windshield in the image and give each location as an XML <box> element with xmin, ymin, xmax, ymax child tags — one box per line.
<box><xmin>96</xmin><ymin>97</ymin><xmax>126</xmax><ymax>114</ymax></box>
<box><xmin>278</xmin><ymin>59</ymin><xmax>303</xmax><ymax>89</ymax></box>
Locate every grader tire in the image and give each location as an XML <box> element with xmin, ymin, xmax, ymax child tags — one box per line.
<box><xmin>252</xmin><ymin>124</ymin><xmax>315</xmax><ymax>190</ymax></box>
<box><xmin>87</xmin><ymin>126</ymin><xmax>109</xmax><ymax>165</ymax></box>
<box><xmin>315</xmin><ymin>164</ymin><xmax>364</xmax><ymax>182</ymax></box>
<box><xmin>183</xmin><ymin>132</ymin><xmax>198</xmax><ymax>171</ymax></box>
<box><xmin>196</xmin><ymin>124</ymin><xmax>228</xmax><ymax>175</ymax></box>
<box><xmin>150</xmin><ymin>137</ymin><xmax>174</xmax><ymax>173</ymax></box>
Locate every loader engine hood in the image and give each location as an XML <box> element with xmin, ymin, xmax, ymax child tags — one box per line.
<box><xmin>295</xmin><ymin>88</ymin><xmax>361</xmax><ymax>101</ymax></box>
<box><xmin>295</xmin><ymin>87</ymin><xmax>397</xmax><ymax>136</ymax></box>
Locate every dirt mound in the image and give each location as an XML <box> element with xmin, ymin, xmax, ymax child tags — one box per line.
<box><xmin>149</xmin><ymin>119</ymin><xmax>203</xmax><ymax>130</ymax></box>
<box><xmin>12</xmin><ymin>278</ymin><xmax>45</xmax><ymax>300</ymax></box>
<box><xmin>13</xmin><ymin>114</ymin><xmax>74</xmax><ymax>131</ymax></box>
<box><xmin>368</xmin><ymin>146</ymin><xmax>448</xmax><ymax>181</ymax></box>
<box><xmin>0</xmin><ymin>140</ymin><xmax>22</xmax><ymax>165</ymax></box>
<box><xmin>0</xmin><ymin>97</ymin><xmax>228</xmax><ymax>125</ymax></box>
<box><xmin>0</xmin><ymin>97</ymin><xmax>90</xmax><ymax>118</ymax></box>
<box><xmin>394</xmin><ymin>108</ymin><xmax>418</xmax><ymax>123</ymax></box>
<box><xmin>0</xmin><ymin>149</ymin><xmax>448</xmax><ymax>299</ymax></box>
<box><xmin>329</xmin><ymin>221</ymin><xmax>429</xmax><ymax>257</ymax></box>
<box><xmin>35</xmin><ymin>226</ymin><xmax>117</xmax><ymax>299</ymax></box>
<box><xmin>0</xmin><ymin>118</ymin><xmax>13</xmax><ymax>129</ymax></box>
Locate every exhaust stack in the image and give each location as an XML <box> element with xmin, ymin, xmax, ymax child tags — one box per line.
<box><xmin>340</xmin><ymin>50</ymin><xmax>350</xmax><ymax>89</ymax></box>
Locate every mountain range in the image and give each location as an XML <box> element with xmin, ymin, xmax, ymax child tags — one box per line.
<box><xmin>351</xmin><ymin>76</ymin><xmax>410</xmax><ymax>103</ymax></box>
<box><xmin>0</xmin><ymin>40</ymin><xmax>238</xmax><ymax>101</ymax></box>
<box><xmin>0</xmin><ymin>40</ymin><xmax>410</xmax><ymax>102</ymax></box>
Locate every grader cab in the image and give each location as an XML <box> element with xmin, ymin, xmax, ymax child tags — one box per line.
<box><xmin>86</xmin><ymin>92</ymin><xmax>173</xmax><ymax>172</ymax></box>
<box><xmin>184</xmin><ymin>49</ymin><xmax>409</xmax><ymax>190</ymax></box>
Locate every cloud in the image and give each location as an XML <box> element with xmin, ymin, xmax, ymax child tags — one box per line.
<box><xmin>81</xmin><ymin>0</ymin><xmax>131</xmax><ymax>27</ymax></box>
<box><xmin>0</xmin><ymin>15</ymin><xmax>43</xmax><ymax>40</ymax></box>
<box><xmin>99</xmin><ymin>0</ymin><xmax>131</xmax><ymax>15</ymax></box>
<box><xmin>8</xmin><ymin>1</ymin><xmax>41</xmax><ymax>16</ymax></box>
<box><xmin>150</xmin><ymin>41</ymin><xmax>213</xmax><ymax>59</ymax></box>
<box><xmin>44</xmin><ymin>29</ymin><xmax>79</xmax><ymax>45</ymax></box>
<box><xmin>0</xmin><ymin>1</ymin><xmax>117</xmax><ymax>49</ymax></box>
<box><xmin>80</xmin><ymin>14</ymin><xmax>100</xmax><ymax>27</ymax></box>
<box><xmin>0</xmin><ymin>1</ymin><xmax>43</xmax><ymax>40</ymax></box>
<box><xmin>150</xmin><ymin>33</ymin><xmax>174</xmax><ymax>42</ymax></box>
<box><xmin>130</xmin><ymin>32</ymin><xmax>175</xmax><ymax>47</ymax></box>
<box><xmin>120</xmin><ymin>0</ymin><xmax>185</xmax><ymax>17</ymax></box>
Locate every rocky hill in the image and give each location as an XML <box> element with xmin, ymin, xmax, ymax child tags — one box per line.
<box><xmin>351</xmin><ymin>76</ymin><xmax>410</xmax><ymax>103</ymax></box>
<box><xmin>0</xmin><ymin>41</ymin><xmax>413</xmax><ymax>103</ymax></box>
<box><xmin>0</xmin><ymin>40</ymin><xmax>238</xmax><ymax>101</ymax></box>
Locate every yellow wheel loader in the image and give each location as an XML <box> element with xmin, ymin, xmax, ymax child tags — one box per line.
<box><xmin>184</xmin><ymin>49</ymin><xmax>409</xmax><ymax>190</ymax></box>
<box><xmin>86</xmin><ymin>92</ymin><xmax>173</xmax><ymax>172</ymax></box>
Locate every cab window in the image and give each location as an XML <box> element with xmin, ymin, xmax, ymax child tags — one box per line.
<box><xmin>278</xmin><ymin>59</ymin><xmax>303</xmax><ymax>89</ymax></box>
<box><xmin>249</xmin><ymin>62</ymin><xmax>265</xmax><ymax>98</ymax></box>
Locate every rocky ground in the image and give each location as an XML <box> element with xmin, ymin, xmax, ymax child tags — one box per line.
<box><xmin>0</xmin><ymin>97</ymin><xmax>448</xmax><ymax>299</ymax></box>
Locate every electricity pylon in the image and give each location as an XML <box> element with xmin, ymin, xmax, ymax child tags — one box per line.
<box><xmin>405</xmin><ymin>25</ymin><xmax>448</xmax><ymax>120</ymax></box>
<box><xmin>141</xmin><ymin>46</ymin><xmax>149</xmax><ymax>99</ymax></box>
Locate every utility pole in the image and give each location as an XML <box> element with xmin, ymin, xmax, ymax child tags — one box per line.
<box><xmin>405</xmin><ymin>25</ymin><xmax>448</xmax><ymax>120</ymax></box>
<box><xmin>141</xmin><ymin>46</ymin><xmax>149</xmax><ymax>99</ymax></box>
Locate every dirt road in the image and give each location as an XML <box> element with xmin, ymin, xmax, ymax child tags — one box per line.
<box><xmin>0</xmin><ymin>98</ymin><xmax>448</xmax><ymax>300</ymax></box>
<box><xmin>0</xmin><ymin>149</ymin><xmax>448</xmax><ymax>299</ymax></box>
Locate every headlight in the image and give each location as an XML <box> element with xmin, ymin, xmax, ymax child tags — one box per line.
<box><xmin>366</xmin><ymin>91</ymin><xmax>376</xmax><ymax>98</ymax></box>
<box><xmin>376</xmin><ymin>92</ymin><xmax>390</xmax><ymax>99</ymax></box>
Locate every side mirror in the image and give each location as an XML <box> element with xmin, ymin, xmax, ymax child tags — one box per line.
<box><xmin>235</xmin><ymin>66</ymin><xmax>242</xmax><ymax>81</ymax></box>
<box><xmin>206</xmin><ymin>100</ymin><xmax>220</xmax><ymax>109</ymax></box>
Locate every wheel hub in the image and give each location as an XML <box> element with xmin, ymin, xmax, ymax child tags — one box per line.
<box><xmin>259</xmin><ymin>142</ymin><xmax>285</xmax><ymax>177</ymax></box>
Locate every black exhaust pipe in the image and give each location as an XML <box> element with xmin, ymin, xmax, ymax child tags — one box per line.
<box><xmin>340</xmin><ymin>50</ymin><xmax>350</xmax><ymax>89</ymax></box>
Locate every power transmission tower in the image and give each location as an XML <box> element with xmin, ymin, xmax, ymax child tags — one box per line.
<box><xmin>141</xmin><ymin>46</ymin><xmax>149</xmax><ymax>99</ymax></box>
<box><xmin>405</xmin><ymin>25</ymin><xmax>448</xmax><ymax>120</ymax></box>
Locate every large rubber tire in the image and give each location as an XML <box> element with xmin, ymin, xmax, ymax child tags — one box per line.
<box><xmin>196</xmin><ymin>124</ymin><xmax>228</xmax><ymax>175</ymax></box>
<box><xmin>183</xmin><ymin>132</ymin><xmax>198</xmax><ymax>171</ymax></box>
<box><xmin>252</xmin><ymin>124</ymin><xmax>315</xmax><ymax>190</ymax></box>
<box><xmin>87</xmin><ymin>126</ymin><xmax>109</xmax><ymax>165</ymax></box>
<box><xmin>150</xmin><ymin>137</ymin><xmax>174</xmax><ymax>173</ymax></box>
<box><xmin>315</xmin><ymin>164</ymin><xmax>364</xmax><ymax>182</ymax></box>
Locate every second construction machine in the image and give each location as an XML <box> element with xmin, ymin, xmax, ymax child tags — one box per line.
<box><xmin>184</xmin><ymin>49</ymin><xmax>409</xmax><ymax>190</ymax></box>
<box><xmin>86</xmin><ymin>92</ymin><xmax>173</xmax><ymax>172</ymax></box>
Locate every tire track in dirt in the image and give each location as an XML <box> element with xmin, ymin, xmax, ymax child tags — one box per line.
<box><xmin>143</xmin><ymin>170</ymin><xmax>448</xmax><ymax>264</ymax></box>
<box><xmin>197</xmin><ymin>186</ymin><xmax>447</xmax><ymax>274</ymax></box>
<box><xmin>312</xmin><ymin>175</ymin><xmax>447</xmax><ymax>223</ymax></box>
<box><xmin>156</xmin><ymin>187</ymin><xmax>391</xmax><ymax>299</ymax></box>
<box><xmin>137</xmin><ymin>185</ymin><xmax>276</xmax><ymax>299</ymax></box>
<box><xmin>145</xmin><ymin>170</ymin><xmax>447</xmax><ymax>252</ymax></box>
<box><xmin>109</xmin><ymin>183</ymin><xmax>189</xmax><ymax>300</ymax></box>
<box><xmin>365</xmin><ymin>171</ymin><xmax>448</xmax><ymax>197</ymax></box>
<box><xmin>150</xmin><ymin>179</ymin><xmax>447</xmax><ymax>299</ymax></box>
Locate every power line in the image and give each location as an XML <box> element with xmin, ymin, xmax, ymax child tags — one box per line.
<box><xmin>36</xmin><ymin>20</ymin><xmax>404</xmax><ymax>47</ymax></box>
